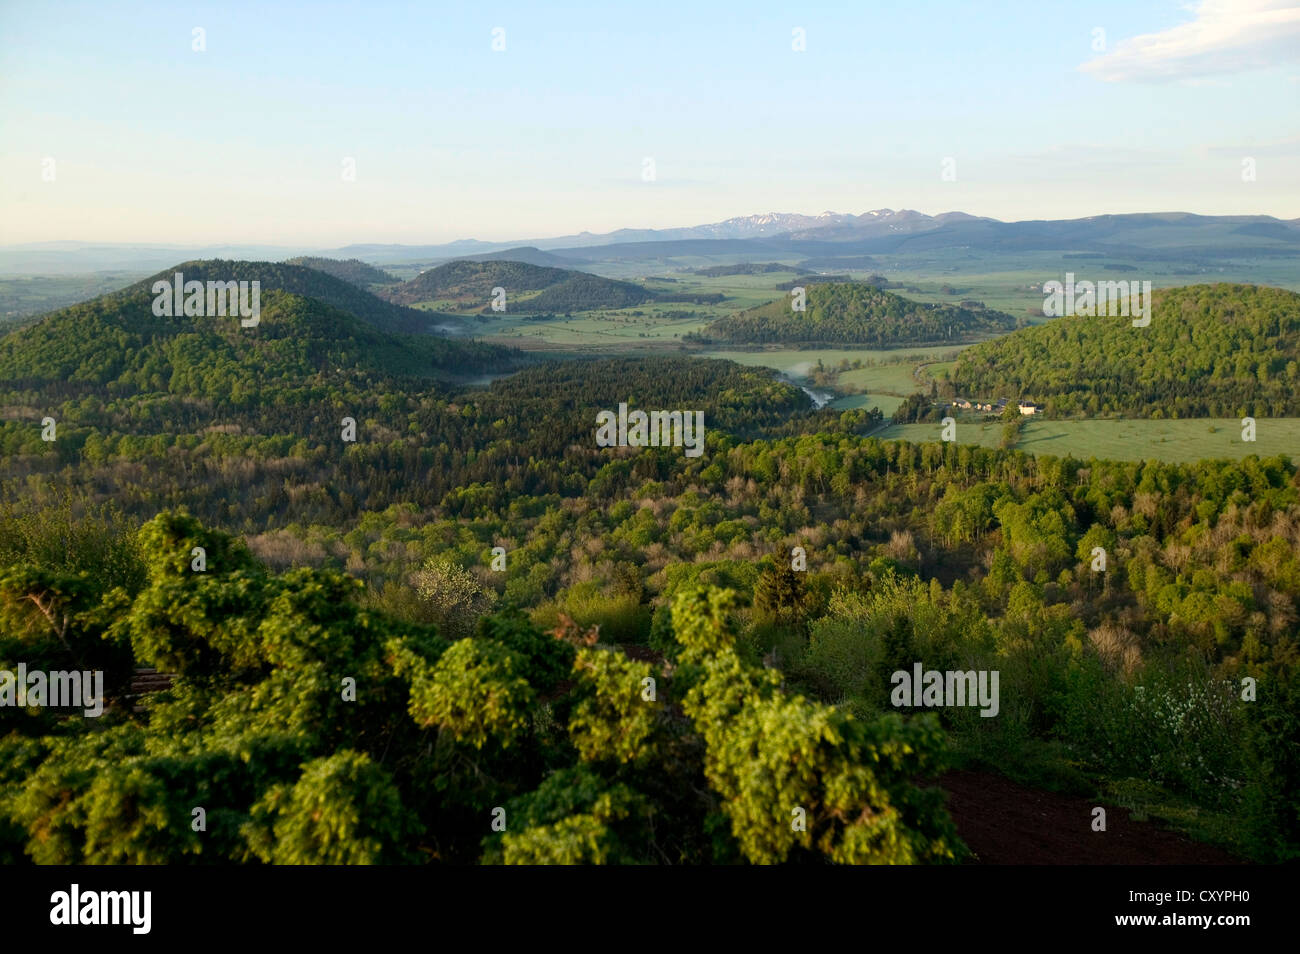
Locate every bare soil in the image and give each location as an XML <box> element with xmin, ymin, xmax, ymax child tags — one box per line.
<box><xmin>939</xmin><ymin>769</ymin><xmax>1245</xmax><ymax>865</ymax></box>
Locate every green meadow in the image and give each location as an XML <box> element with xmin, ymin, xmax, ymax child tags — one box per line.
<box><xmin>457</xmin><ymin>271</ymin><xmax>807</xmax><ymax>349</ymax></box>
<box><xmin>881</xmin><ymin>418</ymin><xmax>1300</xmax><ymax>463</ymax></box>
<box><xmin>701</xmin><ymin>345</ymin><xmax>960</xmax><ymax>372</ymax></box>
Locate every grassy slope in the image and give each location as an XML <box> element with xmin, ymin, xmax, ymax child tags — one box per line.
<box><xmin>882</xmin><ymin>417</ymin><xmax>1300</xmax><ymax>463</ymax></box>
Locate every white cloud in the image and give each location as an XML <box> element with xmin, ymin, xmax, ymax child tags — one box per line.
<box><xmin>1082</xmin><ymin>0</ymin><xmax>1300</xmax><ymax>82</ymax></box>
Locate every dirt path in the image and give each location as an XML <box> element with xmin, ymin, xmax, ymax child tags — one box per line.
<box><xmin>939</xmin><ymin>769</ymin><xmax>1245</xmax><ymax>864</ymax></box>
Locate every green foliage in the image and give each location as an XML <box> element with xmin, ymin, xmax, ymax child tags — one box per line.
<box><xmin>243</xmin><ymin>751</ymin><xmax>419</xmax><ymax>864</ymax></box>
<box><xmin>0</xmin><ymin>498</ymin><xmax>145</xmax><ymax>595</ymax></box>
<box><xmin>0</xmin><ymin>264</ymin><xmax>515</xmax><ymax>409</ymax></box>
<box><xmin>567</xmin><ymin>649</ymin><xmax>660</xmax><ymax>764</ymax></box>
<box><xmin>474</xmin><ymin>609</ymin><xmax>575</xmax><ymax>696</ymax></box>
<box><xmin>800</xmin><ymin>576</ymin><xmax>992</xmax><ymax>710</ymax></box>
<box><xmin>0</xmin><ymin>508</ymin><xmax>984</xmax><ymax>865</ymax></box>
<box><xmin>531</xmin><ymin>580</ymin><xmax>651</xmax><ymax>645</ymax></box>
<box><xmin>112</xmin><ymin>513</ymin><xmax>272</xmax><ymax>676</ymax></box>
<box><xmin>1242</xmin><ymin>669</ymin><xmax>1300</xmax><ymax>861</ymax></box>
<box><xmin>525</xmin><ymin>272</ymin><xmax>656</xmax><ymax>312</ymax></box>
<box><xmin>672</xmin><ymin>586</ymin><xmax>966</xmax><ymax>864</ymax></box>
<box><xmin>947</xmin><ymin>284</ymin><xmax>1300</xmax><ymax>417</ymax></box>
<box><xmin>400</xmin><ymin>638</ymin><xmax>534</xmax><ymax>749</ymax></box>
<box><xmin>753</xmin><ymin>562</ymin><xmax>811</xmax><ymax>626</ymax></box>
<box><xmin>380</xmin><ymin>258</ymin><xmax>683</xmax><ymax>313</ymax></box>
<box><xmin>483</xmin><ymin>766</ymin><xmax>651</xmax><ymax>865</ymax></box>
<box><xmin>691</xmin><ymin>283</ymin><xmax>1017</xmax><ymax>347</ymax></box>
<box><xmin>133</xmin><ymin>259</ymin><xmax>443</xmax><ymax>336</ymax></box>
<box><xmin>382</xmin><ymin>259</ymin><xmax>573</xmax><ymax>307</ymax></box>
<box><xmin>4</xmin><ymin>279</ymin><xmax>1300</xmax><ymax>863</ymax></box>
<box><xmin>1052</xmin><ymin>660</ymin><xmax>1246</xmax><ymax>804</ymax></box>
<box><xmin>283</xmin><ymin>257</ymin><xmax>398</xmax><ymax>288</ymax></box>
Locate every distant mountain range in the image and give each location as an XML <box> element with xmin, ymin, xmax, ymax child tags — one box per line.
<box><xmin>329</xmin><ymin>211</ymin><xmax>1300</xmax><ymax>264</ymax></box>
<box><xmin>4</xmin><ymin>211</ymin><xmax>1298</xmax><ymax>274</ymax></box>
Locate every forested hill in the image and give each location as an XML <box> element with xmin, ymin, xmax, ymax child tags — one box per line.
<box><xmin>944</xmin><ymin>283</ymin><xmax>1300</xmax><ymax>417</ymax></box>
<box><xmin>688</xmin><ymin>283</ymin><xmax>1019</xmax><ymax>346</ymax></box>
<box><xmin>283</xmin><ymin>256</ymin><xmax>398</xmax><ymax>287</ymax></box>
<box><xmin>381</xmin><ymin>260</ymin><xmax>575</xmax><ymax>306</ymax></box>
<box><xmin>380</xmin><ymin>259</ymin><xmax>666</xmax><ymax>312</ymax></box>
<box><xmin>0</xmin><ymin>284</ymin><xmax>516</xmax><ymax>400</ymax></box>
<box><xmin>130</xmin><ymin>260</ymin><xmax>443</xmax><ymax>336</ymax></box>
<box><xmin>523</xmin><ymin>271</ymin><xmax>658</xmax><ymax>312</ymax></box>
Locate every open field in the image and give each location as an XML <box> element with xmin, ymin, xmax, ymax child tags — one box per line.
<box><xmin>476</xmin><ymin>308</ymin><xmax>716</xmax><ymax>346</ymax></box>
<box><xmin>464</xmin><ymin>271</ymin><xmax>806</xmax><ymax>350</ymax></box>
<box><xmin>829</xmin><ymin>392</ymin><xmax>908</xmax><ymax>415</ymax></box>
<box><xmin>880</xmin><ymin>417</ymin><xmax>1300</xmax><ymax>463</ymax></box>
<box><xmin>702</xmin><ymin>345</ymin><xmax>962</xmax><ymax>417</ymax></box>
<box><xmin>838</xmin><ymin>361</ymin><xmax>926</xmax><ymax>394</ymax></box>
<box><xmin>701</xmin><ymin>345</ymin><xmax>961</xmax><ymax>373</ymax></box>
<box><xmin>0</xmin><ymin>271</ymin><xmax>151</xmax><ymax>323</ymax></box>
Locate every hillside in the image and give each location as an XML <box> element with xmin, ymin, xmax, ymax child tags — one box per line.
<box><xmin>381</xmin><ymin>260</ymin><xmax>574</xmax><ymax>307</ymax></box>
<box><xmin>688</xmin><ymin>283</ymin><xmax>1020</xmax><ymax>346</ymax></box>
<box><xmin>943</xmin><ymin>283</ymin><xmax>1300</xmax><ymax>417</ymax></box>
<box><xmin>691</xmin><ymin>262</ymin><xmax>810</xmax><ymax>276</ymax></box>
<box><xmin>0</xmin><ymin>284</ymin><xmax>517</xmax><ymax>400</ymax></box>
<box><xmin>522</xmin><ymin>271</ymin><xmax>658</xmax><ymax>312</ymax></box>
<box><xmin>283</xmin><ymin>256</ymin><xmax>398</xmax><ymax>287</ymax></box>
<box><xmin>131</xmin><ymin>260</ymin><xmax>448</xmax><ymax>336</ymax></box>
<box><xmin>381</xmin><ymin>259</ymin><xmax>667</xmax><ymax>313</ymax></box>
<box><xmin>459</xmin><ymin>246</ymin><xmax>580</xmax><ymax>267</ymax></box>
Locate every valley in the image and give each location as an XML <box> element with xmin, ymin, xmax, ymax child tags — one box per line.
<box><xmin>2</xmin><ymin>226</ymin><xmax>1299</xmax><ymax>870</ymax></box>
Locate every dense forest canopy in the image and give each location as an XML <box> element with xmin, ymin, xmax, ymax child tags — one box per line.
<box><xmin>128</xmin><ymin>260</ymin><xmax>455</xmax><ymax>336</ymax></box>
<box><xmin>283</xmin><ymin>257</ymin><xmax>399</xmax><ymax>288</ymax></box>
<box><xmin>522</xmin><ymin>272</ymin><xmax>661</xmax><ymax>312</ymax></box>
<box><xmin>0</xmin><ymin>508</ymin><xmax>964</xmax><ymax>864</ymax></box>
<box><xmin>691</xmin><ymin>262</ymin><xmax>812</xmax><ymax>277</ymax></box>
<box><xmin>0</xmin><ymin>284</ymin><xmax>518</xmax><ymax>407</ymax></box>
<box><xmin>379</xmin><ymin>259</ymin><xmax>723</xmax><ymax>313</ymax></box>
<box><xmin>0</xmin><ymin>272</ymin><xmax>1297</xmax><ymax>864</ymax></box>
<box><xmin>380</xmin><ymin>259</ymin><xmax>576</xmax><ymax>307</ymax></box>
<box><xmin>944</xmin><ymin>284</ymin><xmax>1300</xmax><ymax>417</ymax></box>
<box><xmin>687</xmin><ymin>283</ymin><xmax>1020</xmax><ymax>346</ymax></box>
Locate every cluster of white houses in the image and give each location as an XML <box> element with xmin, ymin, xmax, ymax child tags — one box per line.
<box><xmin>948</xmin><ymin>397</ymin><xmax>1043</xmax><ymax>415</ymax></box>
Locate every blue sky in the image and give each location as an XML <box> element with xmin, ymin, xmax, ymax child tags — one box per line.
<box><xmin>2</xmin><ymin>0</ymin><xmax>1297</xmax><ymax>245</ymax></box>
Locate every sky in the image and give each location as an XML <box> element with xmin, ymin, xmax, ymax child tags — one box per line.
<box><xmin>1</xmin><ymin>0</ymin><xmax>1298</xmax><ymax>246</ymax></box>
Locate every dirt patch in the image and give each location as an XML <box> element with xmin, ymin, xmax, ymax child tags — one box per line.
<box><xmin>621</xmin><ymin>645</ymin><xmax>666</xmax><ymax>664</ymax></box>
<box><xmin>939</xmin><ymin>769</ymin><xmax>1245</xmax><ymax>865</ymax></box>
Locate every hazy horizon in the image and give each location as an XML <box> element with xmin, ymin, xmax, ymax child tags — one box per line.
<box><xmin>4</xmin><ymin>205</ymin><xmax>1299</xmax><ymax>256</ymax></box>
